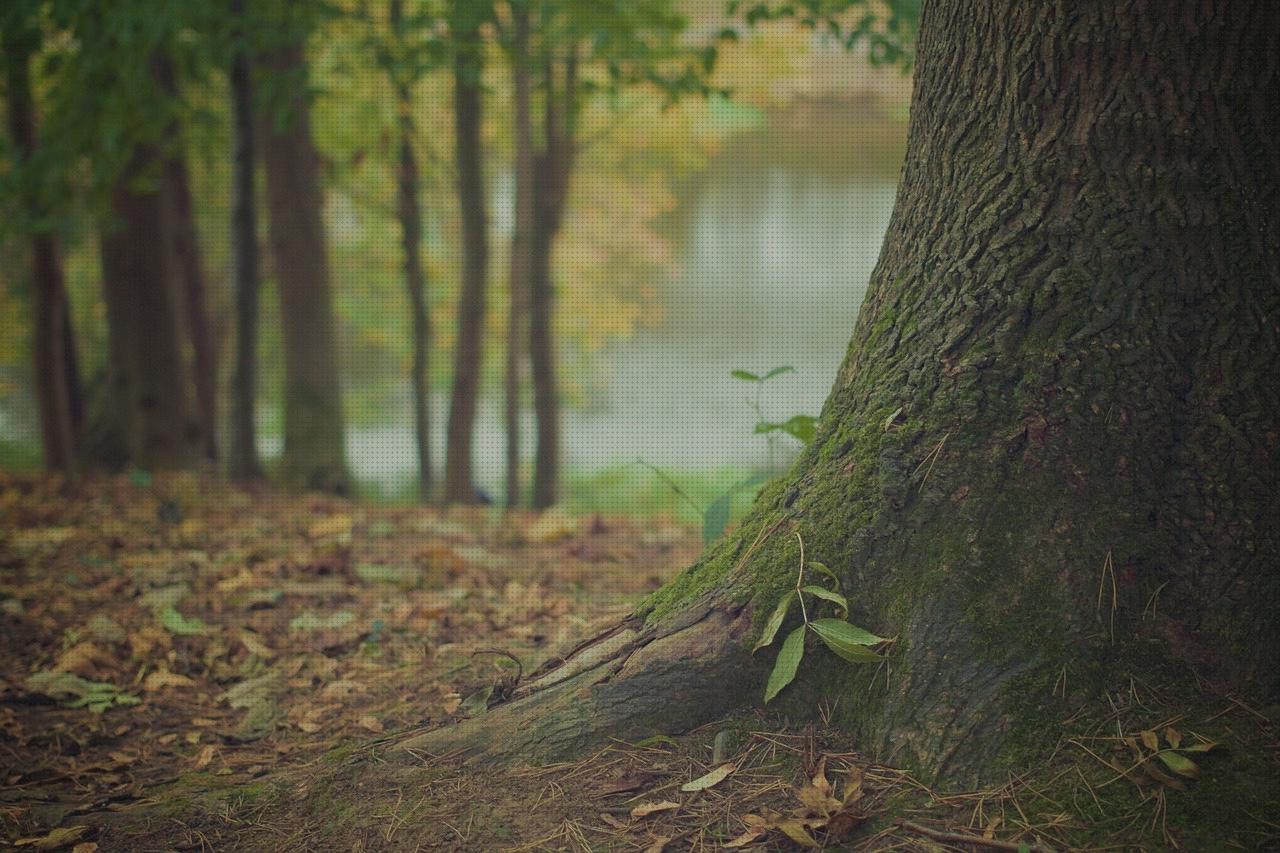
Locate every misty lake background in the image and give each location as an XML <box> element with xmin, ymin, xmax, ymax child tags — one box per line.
<box><xmin>340</xmin><ymin>141</ymin><xmax>899</xmax><ymax>504</ymax></box>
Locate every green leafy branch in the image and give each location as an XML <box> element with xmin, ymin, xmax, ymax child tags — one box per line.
<box><xmin>755</xmin><ymin>532</ymin><xmax>889</xmax><ymax>702</ymax></box>
<box><xmin>732</xmin><ymin>365</ymin><xmax>818</xmax><ymax>472</ymax></box>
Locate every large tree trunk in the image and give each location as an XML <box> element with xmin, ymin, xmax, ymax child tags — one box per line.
<box><xmin>98</xmin><ymin>146</ymin><xmax>199</xmax><ymax>471</ymax></box>
<box><xmin>527</xmin><ymin>55</ymin><xmax>574</xmax><ymax>510</ymax></box>
<box><xmin>503</xmin><ymin>4</ymin><xmax>535</xmax><ymax>508</ymax></box>
<box><xmin>154</xmin><ymin>55</ymin><xmax>219</xmax><ymax>464</ymax></box>
<box><xmin>227</xmin><ymin>0</ymin><xmax>263</xmax><ymax>482</ymax></box>
<box><xmin>259</xmin><ymin>39</ymin><xmax>349</xmax><ymax>493</ymax></box>
<box><xmin>391</xmin><ymin>0</ymin><xmax>434</xmax><ymax>503</ymax></box>
<box><xmin>3</xmin><ymin>27</ymin><xmax>78</xmax><ymax>477</ymax></box>
<box><xmin>399</xmin><ymin>0</ymin><xmax>1279</xmax><ymax>788</ymax></box>
<box><xmin>442</xmin><ymin>21</ymin><xmax>489</xmax><ymax>505</ymax></box>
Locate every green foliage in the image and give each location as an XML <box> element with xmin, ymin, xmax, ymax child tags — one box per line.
<box><xmin>754</xmin><ymin>550</ymin><xmax>888</xmax><ymax>703</ymax></box>
<box><xmin>642</xmin><ymin>367</ymin><xmax>820</xmax><ymax>546</ymax></box>
<box><xmin>731</xmin><ymin>365</ymin><xmax>819</xmax><ymax>483</ymax></box>
<box><xmin>753</xmin><ymin>590</ymin><xmax>793</xmax><ymax>652</ymax></box>
<box><xmin>755</xmin><ymin>414</ymin><xmax>817</xmax><ymax>445</ymax></box>
<box><xmin>764</xmin><ymin>624</ymin><xmax>806</xmax><ymax>702</ymax></box>
<box><xmin>24</xmin><ymin>671</ymin><xmax>141</xmax><ymax>712</ymax></box>
<box><xmin>701</xmin><ymin>470</ymin><xmax>768</xmax><ymax>544</ymax></box>
<box><xmin>159</xmin><ymin>607</ymin><xmax>210</xmax><ymax>636</ymax></box>
<box><xmin>727</xmin><ymin>0</ymin><xmax>918</xmax><ymax>69</ymax></box>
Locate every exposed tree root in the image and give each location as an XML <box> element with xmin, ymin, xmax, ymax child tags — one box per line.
<box><xmin>394</xmin><ymin>600</ymin><xmax>762</xmax><ymax>764</ymax></box>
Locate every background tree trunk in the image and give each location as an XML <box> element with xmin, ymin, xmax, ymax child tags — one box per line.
<box><xmin>528</xmin><ymin>55</ymin><xmax>574</xmax><ymax>509</ymax></box>
<box><xmin>259</xmin><ymin>39</ymin><xmax>349</xmax><ymax>493</ymax></box>
<box><xmin>154</xmin><ymin>55</ymin><xmax>219</xmax><ymax>464</ymax></box>
<box><xmin>504</xmin><ymin>4</ymin><xmax>535</xmax><ymax>508</ymax></box>
<box><xmin>3</xmin><ymin>27</ymin><xmax>78</xmax><ymax>477</ymax></box>
<box><xmin>400</xmin><ymin>0</ymin><xmax>1279</xmax><ymax>788</ymax></box>
<box><xmin>227</xmin><ymin>0</ymin><xmax>263</xmax><ymax>482</ymax></box>
<box><xmin>443</xmin><ymin>21</ymin><xmax>489</xmax><ymax>505</ymax></box>
<box><xmin>98</xmin><ymin>146</ymin><xmax>198</xmax><ymax>471</ymax></box>
<box><xmin>391</xmin><ymin>0</ymin><xmax>434</xmax><ymax>503</ymax></box>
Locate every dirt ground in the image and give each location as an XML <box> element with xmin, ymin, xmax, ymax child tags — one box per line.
<box><xmin>2</xmin><ymin>473</ymin><xmax>1276</xmax><ymax>851</ymax></box>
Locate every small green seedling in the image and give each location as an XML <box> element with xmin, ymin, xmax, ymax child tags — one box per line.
<box><xmin>755</xmin><ymin>533</ymin><xmax>890</xmax><ymax>703</ymax></box>
<box><xmin>732</xmin><ymin>366</ymin><xmax>819</xmax><ymax>464</ymax></box>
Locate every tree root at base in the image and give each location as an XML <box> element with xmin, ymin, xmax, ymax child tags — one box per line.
<box><xmin>394</xmin><ymin>604</ymin><xmax>760</xmax><ymax>764</ymax></box>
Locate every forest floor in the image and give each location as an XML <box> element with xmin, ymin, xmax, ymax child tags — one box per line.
<box><xmin>1</xmin><ymin>473</ymin><xmax>1275</xmax><ymax>851</ymax></box>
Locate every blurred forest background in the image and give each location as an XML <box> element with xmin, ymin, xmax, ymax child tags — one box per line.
<box><xmin>0</xmin><ymin>0</ymin><xmax>912</xmax><ymax>523</ymax></box>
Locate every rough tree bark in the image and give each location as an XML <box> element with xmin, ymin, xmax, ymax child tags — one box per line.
<box><xmin>259</xmin><ymin>38</ymin><xmax>349</xmax><ymax>493</ymax></box>
<box><xmin>227</xmin><ymin>0</ymin><xmax>263</xmax><ymax>482</ymax></box>
<box><xmin>3</xmin><ymin>25</ymin><xmax>78</xmax><ymax>476</ymax></box>
<box><xmin>154</xmin><ymin>55</ymin><xmax>219</xmax><ymax>464</ymax></box>
<box><xmin>391</xmin><ymin>0</ymin><xmax>434</xmax><ymax>503</ymax></box>
<box><xmin>98</xmin><ymin>146</ymin><xmax>199</xmax><ymax>471</ymax></box>
<box><xmin>399</xmin><ymin>0</ymin><xmax>1279</xmax><ymax>787</ymax></box>
<box><xmin>528</xmin><ymin>54</ymin><xmax>574</xmax><ymax>509</ymax></box>
<box><xmin>443</xmin><ymin>15</ymin><xmax>490</xmax><ymax>505</ymax></box>
<box><xmin>504</xmin><ymin>2</ymin><xmax>535</xmax><ymax>508</ymax></box>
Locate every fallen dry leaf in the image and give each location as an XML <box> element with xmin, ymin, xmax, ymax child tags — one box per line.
<box><xmin>596</xmin><ymin>771</ymin><xmax>658</xmax><ymax>797</ymax></box>
<box><xmin>680</xmin><ymin>762</ymin><xmax>735</xmax><ymax>792</ymax></box>
<box><xmin>723</xmin><ymin>827</ymin><xmax>767</xmax><ymax>848</ymax></box>
<box><xmin>215</xmin><ymin>569</ymin><xmax>255</xmax><ymax>593</ymax></box>
<box><xmin>307</xmin><ymin>514</ymin><xmax>353</xmax><ymax>541</ymax></box>
<box><xmin>525</xmin><ymin>507</ymin><xmax>577</xmax><ymax>543</ymax></box>
<box><xmin>357</xmin><ymin>714</ymin><xmax>383</xmax><ymax>733</ymax></box>
<box><xmin>143</xmin><ymin>670</ymin><xmax>197</xmax><ymax>692</ymax></box>
<box><xmin>15</xmin><ymin>826</ymin><xmax>88</xmax><ymax>850</ymax></box>
<box><xmin>53</xmin><ymin>642</ymin><xmax>114</xmax><ymax>676</ymax></box>
<box><xmin>631</xmin><ymin>801</ymin><xmax>679</xmax><ymax>819</ymax></box>
<box><xmin>776</xmin><ymin>818</ymin><xmax>822</xmax><ymax>847</ymax></box>
<box><xmin>108</xmin><ymin>750</ymin><xmax>138</xmax><ymax>766</ymax></box>
<box><xmin>192</xmin><ymin>744</ymin><xmax>216</xmax><ymax>769</ymax></box>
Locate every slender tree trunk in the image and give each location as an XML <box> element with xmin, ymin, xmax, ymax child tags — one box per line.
<box><xmin>399</xmin><ymin>0</ymin><xmax>1280</xmax><ymax>791</ymax></box>
<box><xmin>98</xmin><ymin>146</ymin><xmax>198</xmax><ymax>471</ymax></box>
<box><xmin>60</xmin><ymin>297</ymin><xmax>83</xmax><ymax>438</ymax></box>
<box><xmin>3</xmin><ymin>28</ymin><xmax>78</xmax><ymax>477</ymax></box>
<box><xmin>443</xmin><ymin>23</ymin><xmax>489</xmax><ymax>505</ymax></box>
<box><xmin>504</xmin><ymin>4</ymin><xmax>535</xmax><ymax>507</ymax></box>
<box><xmin>391</xmin><ymin>0</ymin><xmax>434</xmax><ymax>502</ymax></box>
<box><xmin>258</xmin><ymin>39</ymin><xmax>349</xmax><ymax>493</ymax></box>
<box><xmin>153</xmin><ymin>55</ymin><xmax>219</xmax><ymax>464</ymax></box>
<box><xmin>528</xmin><ymin>56</ymin><xmax>574</xmax><ymax>509</ymax></box>
<box><xmin>227</xmin><ymin>0</ymin><xmax>263</xmax><ymax>481</ymax></box>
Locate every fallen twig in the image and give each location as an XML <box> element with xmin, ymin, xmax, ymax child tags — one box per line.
<box><xmin>896</xmin><ymin>818</ymin><xmax>1057</xmax><ymax>852</ymax></box>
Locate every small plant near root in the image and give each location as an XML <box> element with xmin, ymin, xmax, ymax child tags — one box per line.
<box><xmin>754</xmin><ymin>531</ymin><xmax>891</xmax><ymax>703</ymax></box>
